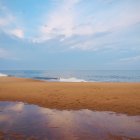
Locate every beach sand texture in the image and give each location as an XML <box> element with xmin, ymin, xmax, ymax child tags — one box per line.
<box><xmin>0</xmin><ymin>77</ymin><xmax>140</xmax><ymax>115</ymax></box>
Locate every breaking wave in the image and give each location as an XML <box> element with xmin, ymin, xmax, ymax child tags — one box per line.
<box><xmin>59</xmin><ymin>77</ymin><xmax>86</xmax><ymax>82</ymax></box>
<box><xmin>0</xmin><ymin>73</ymin><xmax>8</xmax><ymax>77</ymax></box>
<box><xmin>33</xmin><ymin>76</ymin><xmax>87</xmax><ymax>82</ymax></box>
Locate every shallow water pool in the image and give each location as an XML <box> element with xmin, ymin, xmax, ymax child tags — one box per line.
<box><xmin>0</xmin><ymin>101</ymin><xmax>139</xmax><ymax>140</ymax></box>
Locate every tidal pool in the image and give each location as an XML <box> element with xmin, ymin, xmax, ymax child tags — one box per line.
<box><xmin>0</xmin><ymin>101</ymin><xmax>139</xmax><ymax>140</ymax></box>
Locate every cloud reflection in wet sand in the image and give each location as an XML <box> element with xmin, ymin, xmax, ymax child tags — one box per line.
<box><xmin>0</xmin><ymin>101</ymin><xmax>140</xmax><ymax>140</ymax></box>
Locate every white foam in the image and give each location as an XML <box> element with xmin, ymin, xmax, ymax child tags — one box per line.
<box><xmin>59</xmin><ymin>77</ymin><xmax>86</xmax><ymax>82</ymax></box>
<box><xmin>0</xmin><ymin>73</ymin><xmax>8</xmax><ymax>77</ymax></box>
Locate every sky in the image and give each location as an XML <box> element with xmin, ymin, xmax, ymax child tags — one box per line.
<box><xmin>0</xmin><ymin>0</ymin><xmax>140</xmax><ymax>70</ymax></box>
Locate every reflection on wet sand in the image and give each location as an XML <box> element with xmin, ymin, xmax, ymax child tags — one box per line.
<box><xmin>0</xmin><ymin>101</ymin><xmax>140</xmax><ymax>140</ymax></box>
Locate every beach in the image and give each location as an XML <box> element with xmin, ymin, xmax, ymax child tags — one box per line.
<box><xmin>0</xmin><ymin>77</ymin><xmax>140</xmax><ymax>115</ymax></box>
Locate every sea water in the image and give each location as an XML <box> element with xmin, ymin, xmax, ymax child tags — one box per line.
<box><xmin>0</xmin><ymin>70</ymin><xmax>140</xmax><ymax>82</ymax></box>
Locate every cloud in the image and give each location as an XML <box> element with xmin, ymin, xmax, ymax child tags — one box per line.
<box><xmin>32</xmin><ymin>0</ymin><xmax>80</xmax><ymax>43</ymax></box>
<box><xmin>31</xmin><ymin>0</ymin><xmax>140</xmax><ymax>52</ymax></box>
<box><xmin>0</xmin><ymin>4</ymin><xmax>24</xmax><ymax>39</ymax></box>
<box><xmin>0</xmin><ymin>0</ymin><xmax>140</xmax><ymax>52</ymax></box>
<box><xmin>119</xmin><ymin>55</ymin><xmax>140</xmax><ymax>63</ymax></box>
<box><xmin>0</xmin><ymin>16</ymin><xmax>13</xmax><ymax>26</ymax></box>
<box><xmin>0</xmin><ymin>5</ymin><xmax>14</xmax><ymax>26</ymax></box>
<box><xmin>8</xmin><ymin>28</ymin><xmax>24</xmax><ymax>38</ymax></box>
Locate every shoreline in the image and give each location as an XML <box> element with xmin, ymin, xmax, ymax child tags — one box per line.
<box><xmin>0</xmin><ymin>77</ymin><xmax>140</xmax><ymax>115</ymax></box>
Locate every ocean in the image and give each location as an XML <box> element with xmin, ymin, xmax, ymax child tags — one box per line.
<box><xmin>0</xmin><ymin>70</ymin><xmax>140</xmax><ymax>82</ymax></box>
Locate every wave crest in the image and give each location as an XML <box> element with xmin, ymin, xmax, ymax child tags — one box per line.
<box><xmin>59</xmin><ymin>77</ymin><xmax>86</xmax><ymax>82</ymax></box>
<box><xmin>0</xmin><ymin>73</ymin><xmax>8</xmax><ymax>77</ymax></box>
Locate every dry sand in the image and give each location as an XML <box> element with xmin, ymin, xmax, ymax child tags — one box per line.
<box><xmin>0</xmin><ymin>77</ymin><xmax>140</xmax><ymax>115</ymax></box>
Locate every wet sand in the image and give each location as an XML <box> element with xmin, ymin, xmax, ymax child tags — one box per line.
<box><xmin>0</xmin><ymin>77</ymin><xmax>140</xmax><ymax>115</ymax></box>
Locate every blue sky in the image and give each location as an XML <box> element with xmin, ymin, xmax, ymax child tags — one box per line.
<box><xmin>0</xmin><ymin>0</ymin><xmax>140</xmax><ymax>70</ymax></box>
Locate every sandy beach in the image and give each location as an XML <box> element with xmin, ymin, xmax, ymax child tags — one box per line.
<box><xmin>0</xmin><ymin>77</ymin><xmax>140</xmax><ymax>115</ymax></box>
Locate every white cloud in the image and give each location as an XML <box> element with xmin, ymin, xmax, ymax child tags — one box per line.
<box><xmin>0</xmin><ymin>0</ymin><xmax>140</xmax><ymax>52</ymax></box>
<box><xmin>0</xmin><ymin>4</ymin><xmax>24</xmax><ymax>39</ymax></box>
<box><xmin>0</xmin><ymin>5</ymin><xmax>15</xmax><ymax>27</ymax></box>
<box><xmin>119</xmin><ymin>55</ymin><xmax>140</xmax><ymax>63</ymax></box>
<box><xmin>0</xmin><ymin>17</ymin><xmax>12</xmax><ymax>26</ymax></box>
<box><xmin>70</xmin><ymin>40</ymin><xmax>95</xmax><ymax>51</ymax></box>
<box><xmin>32</xmin><ymin>0</ymin><xmax>81</xmax><ymax>43</ymax></box>
<box><xmin>8</xmin><ymin>28</ymin><xmax>24</xmax><ymax>38</ymax></box>
<box><xmin>0</xmin><ymin>5</ymin><xmax>14</xmax><ymax>26</ymax></box>
<box><xmin>32</xmin><ymin>0</ymin><xmax>140</xmax><ymax>52</ymax></box>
